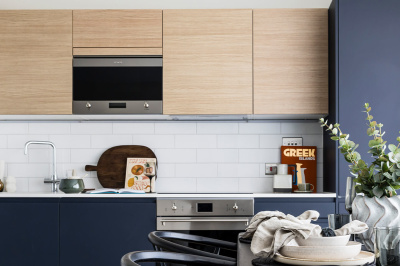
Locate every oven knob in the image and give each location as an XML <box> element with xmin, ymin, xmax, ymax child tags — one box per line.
<box><xmin>233</xmin><ymin>203</ymin><xmax>239</xmax><ymax>211</ymax></box>
<box><xmin>86</xmin><ymin>102</ymin><xmax>92</xmax><ymax>109</ymax></box>
<box><xmin>172</xmin><ymin>203</ymin><xmax>177</xmax><ymax>211</ymax></box>
<box><xmin>144</xmin><ymin>102</ymin><xmax>149</xmax><ymax>109</ymax></box>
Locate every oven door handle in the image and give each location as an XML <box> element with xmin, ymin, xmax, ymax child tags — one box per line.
<box><xmin>159</xmin><ymin>218</ymin><xmax>249</xmax><ymax>226</ymax></box>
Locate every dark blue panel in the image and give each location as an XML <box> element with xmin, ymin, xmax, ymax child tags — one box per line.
<box><xmin>0</xmin><ymin>198</ymin><xmax>60</xmax><ymax>266</ymax></box>
<box><xmin>254</xmin><ymin>198</ymin><xmax>335</xmax><ymax>226</ymax></box>
<box><xmin>60</xmin><ymin>198</ymin><xmax>156</xmax><ymax>266</ymax></box>
<box><xmin>337</xmin><ymin>0</ymin><xmax>400</xmax><ymax>197</ymax></box>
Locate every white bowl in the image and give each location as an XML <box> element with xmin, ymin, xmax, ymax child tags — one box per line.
<box><xmin>280</xmin><ymin>241</ymin><xmax>361</xmax><ymax>260</ymax></box>
<box><xmin>295</xmin><ymin>235</ymin><xmax>350</xmax><ymax>246</ymax></box>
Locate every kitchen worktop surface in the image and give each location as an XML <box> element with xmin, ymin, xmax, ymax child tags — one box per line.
<box><xmin>0</xmin><ymin>192</ymin><xmax>336</xmax><ymax>198</ymax></box>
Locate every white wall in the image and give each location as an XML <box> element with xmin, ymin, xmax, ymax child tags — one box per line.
<box><xmin>0</xmin><ymin>0</ymin><xmax>331</xmax><ymax>9</ymax></box>
<box><xmin>0</xmin><ymin>121</ymin><xmax>323</xmax><ymax>193</ymax></box>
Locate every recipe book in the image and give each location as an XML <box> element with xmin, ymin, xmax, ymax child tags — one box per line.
<box><xmin>86</xmin><ymin>188</ymin><xmax>145</xmax><ymax>194</ymax></box>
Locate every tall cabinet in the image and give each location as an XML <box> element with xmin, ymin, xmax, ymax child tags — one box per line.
<box><xmin>326</xmin><ymin>0</ymin><xmax>400</xmax><ymax>212</ymax></box>
<box><xmin>0</xmin><ymin>10</ymin><xmax>72</xmax><ymax>115</ymax></box>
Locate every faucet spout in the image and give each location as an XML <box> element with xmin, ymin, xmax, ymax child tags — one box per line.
<box><xmin>24</xmin><ymin>141</ymin><xmax>59</xmax><ymax>192</ymax></box>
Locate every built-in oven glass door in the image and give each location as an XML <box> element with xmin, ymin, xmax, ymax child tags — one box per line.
<box><xmin>73</xmin><ymin>57</ymin><xmax>162</xmax><ymax>114</ymax></box>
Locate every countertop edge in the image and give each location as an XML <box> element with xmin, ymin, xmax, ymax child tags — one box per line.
<box><xmin>0</xmin><ymin>192</ymin><xmax>337</xmax><ymax>198</ymax></box>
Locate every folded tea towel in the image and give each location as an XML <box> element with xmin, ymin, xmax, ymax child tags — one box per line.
<box><xmin>334</xmin><ymin>220</ymin><xmax>369</xmax><ymax>236</ymax></box>
<box><xmin>243</xmin><ymin>210</ymin><xmax>321</xmax><ymax>258</ymax></box>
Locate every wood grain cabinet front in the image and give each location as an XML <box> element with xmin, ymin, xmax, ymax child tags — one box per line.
<box><xmin>253</xmin><ymin>9</ymin><xmax>329</xmax><ymax>115</ymax></box>
<box><xmin>0</xmin><ymin>10</ymin><xmax>72</xmax><ymax>115</ymax></box>
<box><xmin>163</xmin><ymin>9</ymin><xmax>253</xmax><ymax>115</ymax></box>
<box><xmin>73</xmin><ymin>10</ymin><xmax>162</xmax><ymax>56</ymax></box>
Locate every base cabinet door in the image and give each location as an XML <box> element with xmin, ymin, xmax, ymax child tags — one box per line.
<box><xmin>60</xmin><ymin>198</ymin><xmax>156</xmax><ymax>266</ymax></box>
<box><xmin>255</xmin><ymin>198</ymin><xmax>335</xmax><ymax>227</ymax></box>
<box><xmin>0</xmin><ymin>199</ymin><xmax>60</xmax><ymax>266</ymax></box>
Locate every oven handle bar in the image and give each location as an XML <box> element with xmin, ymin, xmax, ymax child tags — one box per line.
<box><xmin>159</xmin><ymin>218</ymin><xmax>249</xmax><ymax>226</ymax></box>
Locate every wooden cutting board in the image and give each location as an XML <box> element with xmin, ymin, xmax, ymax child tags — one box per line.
<box><xmin>85</xmin><ymin>145</ymin><xmax>157</xmax><ymax>188</ymax></box>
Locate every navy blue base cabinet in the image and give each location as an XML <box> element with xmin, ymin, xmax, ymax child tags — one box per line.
<box><xmin>326</xmin><ymin>0</ymin><xmax>400</xmax><ymax>213</ymax></box>
<box><xmin>60</xmin><ymin>198</ymin><xmax>156</xmax><ymax>266</ymax></box>
<box><xmin>255</xmin><ymin>198</ymin><xmax>335</xmax><ymax>227</ymax></box>
<box><xmin>0</xmin><ymin>198</ymin><xmax>60</xmax><ymax>266</ymax></box>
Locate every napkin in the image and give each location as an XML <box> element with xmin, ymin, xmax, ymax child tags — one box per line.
<box><xmin>334</xmin><ymin>220</ymin><xmax>369</xmax><ymax>236</ymax></box>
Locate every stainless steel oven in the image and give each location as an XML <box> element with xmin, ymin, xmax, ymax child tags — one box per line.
<box><xmin>73</xmin><ymin>57</ymin><xmax>162</xmax><ymax>114</ymax></box>
<box><xmin>156</xmin><ymin>198</ymin><xmax>254</xmax><ymax>258</ymax></box>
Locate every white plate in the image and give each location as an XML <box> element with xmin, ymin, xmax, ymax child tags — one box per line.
<box><xmin>274</xmin><ymin>251</ymin><xmax>374</xmax><ymax>266</ymax></box>
<box><xmin>280</xmin><ymin>241</ymin><xmax>360</xmax><ymax>260</ymax></box>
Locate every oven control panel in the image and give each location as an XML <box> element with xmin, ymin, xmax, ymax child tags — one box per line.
<box><xmin>156</xmin><ymin>198</ymin><xmax>254</xmax><ymax>216</ymax></box>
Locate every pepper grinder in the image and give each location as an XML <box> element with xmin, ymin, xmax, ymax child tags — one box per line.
<box><xmin>0</xmin><ymin>160</ymin><xmax>5</xmax><ymax>192</ymax></box>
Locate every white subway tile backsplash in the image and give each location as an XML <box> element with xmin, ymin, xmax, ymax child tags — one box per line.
<box><xmin>113</xmin><ymin>122</ymin><xmax>155</xmax><ymax>134</ymax></box>
<box><xmin>156</xmin><ymin>177</ymin><xmax>197</xmax><ymax>193</ymax></box>
<box><xmin>175</xmin><ymin>135</ymin><xmax>217</xmax><ymax>149</ymax></box>
<box><xmin>70</xmin><ymin>149</ymin><xmax>104</xmax><ymax>164</ymax></box>
<box><xmin>217</xmin><ymin>135</ymin><xmax>259</xmax><ymax>148</ymax></box>
<box><xmin>49</xmin><ymin>135</ymin><xmax>91</xmax><ymax>149</ymax></box>
<box><xmin>133</xmin><ymin>135</ymin><xmax>174</xmax><ymax>149</ymax></box>
<box><xmin>0</xmin><ymin>123</ymin><xmax>28</xmax><ymax>134</ymax></box>
<box><xmin>155</xmin><ymin>123</ymin><xmax>196</xmax><ymax>134</ymax></box>
<box><xmin>281</xmin><ymin>122</ymin><xmax>322</xmax><ymax>134</ymax></box>
<box><xmin>156</xmin><ymin>149</ymin><xmax>197</xmax><ymax>163</ymax></box>
<box><xmin>176</xmin><ymin>164</ymin><xmax>218</xmax><ymax>178</ymax></box>
<box><xmin>29</xmin><ymin>122</ymin><xmax>70</xmax><ymax>134</ymax></box>
<box><xmin>197</xmin><ymin>123</ymin><xmax>238</xmax><ymax>134</ymax></box>
<box><xmin>157</xmin><ymin>164</ymin><xmax>175</xmax><ymax>178</ymax></box>
<box><xmin>71</xmin><ymin>123</ymin><xmax>112</xmax><ymax>135</ymax></box>
<box><xmin>302</xmin><ymin>135</ymin><xmax>323</xmax><ymax>148</ymax></box>
<box><xmin>238</xmin><ymin>177</ymin><xmax>273</xmax><ymax>193</ymax></box>
<box><xmin>239</xmin><ymin>149</ymin><xmax>280</xmax><ymax>163</ymax></box>
<box><xmin>0</xmin><ymin>121</ymin><xmax>324</xmax><ymax>193</ymax></box>
<box><xmin>196</xmin><ymin>177</ymin><xmax>239</xmax><ymax>193</ymax></box>
<box><xmin>0</xmin><ymin>136</ymin><xmax>7</xmax><ymax>148</ymax></box>
<box><xmin>197</xmin><ymin>149</ymin><xmax>238</xmax><ymax>163</ymax></box>
<box><xmin>91</xmin><ymin>135</ymin><xmax>132</xmax><ymax>148</ymax></box>
<box><xmin>239</xmin><ymin>122</ymin><xmax>280</xmax><ymax>135</ymax></box>
<box><xmin>8</xmin><ymin>135</ymin><xmax>49</xmax><ymax>148</ymax></box>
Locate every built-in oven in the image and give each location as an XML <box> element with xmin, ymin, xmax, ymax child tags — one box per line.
<box><xmin>156</xmin><ymin>198</ymin><xmax>254</xmax><ymax>259</ymax></box>
<box><xmin>73</xmin><ymin>57</ymin><xmax>162</xmax><ymax>114</ymax></box>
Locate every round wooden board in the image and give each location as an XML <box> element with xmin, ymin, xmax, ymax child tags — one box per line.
<box><xmin>85</xmin><ymin>145</ymin><xmax>157</xmax><ymax>188</ymax></box>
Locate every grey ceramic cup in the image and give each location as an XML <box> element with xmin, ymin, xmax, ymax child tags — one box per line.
<box><xmin>298</xmin><ymin>183</ymin><xmax>314</xmax><ymax>192</ymax></box>
<box><xmin>59</xmin><ymin>179</ymin><xmax>85</xmax><ymax>193</ymax></box>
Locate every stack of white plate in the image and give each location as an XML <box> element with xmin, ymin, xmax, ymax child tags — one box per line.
<box><xmin>275</xmin><ymin>235</ymin><xmax>374</xmax><ymax>266</ymax></box>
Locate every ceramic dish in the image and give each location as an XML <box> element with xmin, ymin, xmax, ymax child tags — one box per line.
<box><xmin>274</xmin><ymin>251</ymin><xmax>374</xmax><ymax>266</ymax></box>
<box><xmin>280</xmin><ymin>241</ymin><xmax>361</xmax><ymax>260</ymax></box>
<box><xmin>293</xmin><ymin>190</ymin><xmax>313</xmax><ymax>193</ymax></box>
<box><xmin>295</xmin><ymin>234</ymin><xmax>350</xmax><ymax>246</ymax></box>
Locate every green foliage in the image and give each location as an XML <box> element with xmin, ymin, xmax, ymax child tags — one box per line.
<box><xmin>320</xmin><ymin>103</ymin><xmax>400</xmax><ymax>198</ymax></box>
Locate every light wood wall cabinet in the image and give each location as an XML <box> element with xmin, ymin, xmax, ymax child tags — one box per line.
<box><xmin>253</xmin><ymin>9</ymin><xmax>328</xmax><ymax>115</ymax></box>
<box><xmin>73</xmin><ymin>10</ymin><xmax>162</xmax><ymax>56</ymax></box>
<box><xmin>163</xmin><ymin>10</ymin><xmax>253</xmax><ymax>115</ymax></box>
<box><xmin>0</xmin><ymin>10</ymin><xmax>72</xmax><ymax>115</ymax></box>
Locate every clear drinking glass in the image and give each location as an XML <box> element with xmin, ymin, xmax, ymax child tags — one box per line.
<box><xmin>375</xmin><ymin>227</ymin><xmax>400</xmax><ymax>266</ymax></box>
<box><xmin>328</xmin><ymin>214</ymin><xmax>352</xmax><ymax>230</ymax></box>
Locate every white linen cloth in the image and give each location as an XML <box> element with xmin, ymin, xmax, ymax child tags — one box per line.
<box><xmin>334</xmin><ymin>220</ymin><xmax>369</xmax><ymax>236</ymax></box>
<box><xmin>242</xmin><ymin>210</ymin><xmax>321</xmax><ymax>258</ymax></box>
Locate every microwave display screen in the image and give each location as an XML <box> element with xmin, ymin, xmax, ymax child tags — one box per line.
<box><xmin>73</xmin><ymin>67</ymin><xmax>162</xmax><ymax>101</ymax></box>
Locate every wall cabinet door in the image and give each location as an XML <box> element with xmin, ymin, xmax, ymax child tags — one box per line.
<box><xmin>0</xmin><ymin>199</ymin><xmax>60</xmax><ymax>266</ymax></box>
<box><xmin>163</xmin><ymin>10</ymin><xmax>253</xmax><ymax>115</ymax></box>
<box><xmin>60</xmin><ymin>198</ymin><xmax>156</xmax><ymax>266</ymax></box>
<box><xmin>73</xmin><ymin>10</ymin><xmax>162</xmax><ymax>54</ymax></box>
<box><xmin>0</xmin><ymin>10</ymin><xmax>72</xmax><ymax>115</ymax></box>
<box><xmin>253</xmin><ymin>9</ymin><xmax>328</xmax><ymax>115</ymax></box>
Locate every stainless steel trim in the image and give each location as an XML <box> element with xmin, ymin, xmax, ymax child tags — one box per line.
<box><xmin>159</xmin><ymin>219</ymin><xmax>250</xmax><ymax>226</ymax></box>
<box><xmin>73</xmin><ymin>101</ymin><xmax>162</xmax><ymax>114</ymax></box>
<box><xmin>156</xmin><ymin>216</ymin><xmax>252</xmax><ymax>231</ymax></box>
<box><xmin>73</xmin><ymin>57</ymin><xmax>162</xmax><ymax>67</ymax></box>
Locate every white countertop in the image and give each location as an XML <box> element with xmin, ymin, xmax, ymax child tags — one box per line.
<box><xmin>0</xmin><ymin>192</ymin><xmax>336</xmax><ymax>198</ymax></box>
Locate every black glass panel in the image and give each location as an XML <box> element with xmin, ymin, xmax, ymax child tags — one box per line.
<box><xmin>73</xmin><ymin>67</ymin><xmax>162</xmax><ymax>101</ymax></box>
